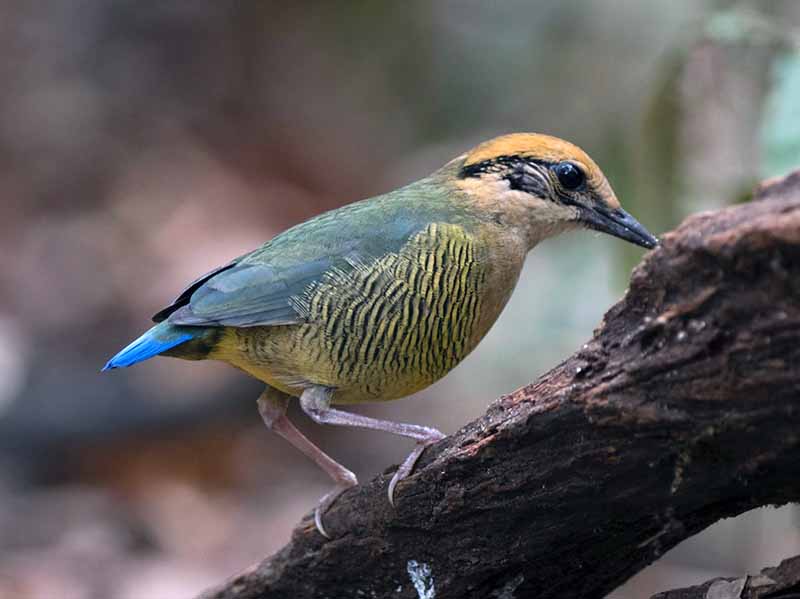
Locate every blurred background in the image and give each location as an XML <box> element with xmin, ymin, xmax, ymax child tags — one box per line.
<box><xmin>0</xmin><ymin>1</ymin><xmax>798</xmax><ymax>597</ymax></box>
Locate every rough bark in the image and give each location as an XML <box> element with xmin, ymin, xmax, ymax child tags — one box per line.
<box><xmin>651</xmin><ymin>555</ymin><xmax>800</xmax><ymax>598</ymax></box>
<box><xmin>200</xmin><ymin>171</ymin><xmax>800</xmax><ymax>599</ymax></box>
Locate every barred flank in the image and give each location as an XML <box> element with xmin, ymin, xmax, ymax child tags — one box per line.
<box><xmin>295</xmin><ymin>223</ymin><xmax>485</xmax><ymax>395</ymax></box>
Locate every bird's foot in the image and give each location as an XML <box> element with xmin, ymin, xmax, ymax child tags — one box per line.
<box><xmin>388</xmin><ymin>428</ymin><xmax>446</xmax><ymax>506</ymax></box>
<box><xmin>314</xmin><ymin>472</ymin><xmax>358</xmax><ymax>538</ymax></box>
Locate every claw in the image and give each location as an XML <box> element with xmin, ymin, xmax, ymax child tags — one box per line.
<box><xmin>388</xmin><ymin>430</ymin><xmax>445</xmax><ymax>506</ymax></box>
<box><xmin>313</xmin><ymin>476</ymin><xmax>358</xmax><ymax>538</ymax></box>
<box><xmin>314</xmin><ymin>505</ymin><xmax>330</xmax><ymax>539</ymax></box>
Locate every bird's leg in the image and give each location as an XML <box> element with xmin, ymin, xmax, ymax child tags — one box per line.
<box><xmin>300</xmin><ymin>386</ymin><xmax>445</xmax><ymax>506</ymax></box>
<box><xmin>256</xmin><ymin>387</ymin><xmax>357</xmax><ymax>538</ymax></box>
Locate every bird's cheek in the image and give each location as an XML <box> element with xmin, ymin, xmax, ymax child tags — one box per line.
<box><xmin>518</xmin><ymin>199</ymin><xmax>580</xmax><ymax>246</ymax></box>
<box><xmin>526</xmin><ymin>197</ymin><xmax>579</xmax><ymax>226</ymax></box>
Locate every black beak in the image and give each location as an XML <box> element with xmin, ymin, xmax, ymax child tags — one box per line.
<box><xmin>582</xmin><ymin>205</ymin><xmax>659</xmax><ymax>250</ymax></box>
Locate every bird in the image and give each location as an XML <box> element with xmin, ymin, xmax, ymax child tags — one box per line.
<box><xmin>103</xmin><ymin>132</ymin><xmax>658</xmax><ymax>537</ymax></box>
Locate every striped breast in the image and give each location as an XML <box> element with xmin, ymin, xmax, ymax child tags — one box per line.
<box><xmin>248</xmin><ymin>222</ymin><xmax>489</xmax><ymax>403</ymax></box>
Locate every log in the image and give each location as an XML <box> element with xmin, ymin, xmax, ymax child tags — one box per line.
<box><xmin>651</xmin><ymin>555</ymin><xmax>800</xmax><ymax>598</ymax></box>
<box><xmin>200</xmin><ymin>170</ymin><xmax>800</xmax><ymax>599</ymax></box>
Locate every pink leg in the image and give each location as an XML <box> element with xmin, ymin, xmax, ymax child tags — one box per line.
<box><xmin>299</xmin><ymin>386</ymin><xmax>445</xmax><ymax>506</ymax></box>
<box><xmin>257</xmin><ymin>387</ymin><xmax>357</xmax><ymax>538</ymax></box>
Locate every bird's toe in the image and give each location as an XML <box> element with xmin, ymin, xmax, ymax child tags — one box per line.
<box><xmin>313</xmin><ymin>477</ymin><xmax>358</xmax><ymax>538</ymax></box>
<box><xmin>388</xmin><ymin>432</ymin><xmax>444</xmax><ymax>506</ymax></box>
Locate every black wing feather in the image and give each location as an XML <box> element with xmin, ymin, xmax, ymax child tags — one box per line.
<box><xmin>151</xmin><ymin>261</ymin><xmax>238</xmax><ymax>322</ymax></box>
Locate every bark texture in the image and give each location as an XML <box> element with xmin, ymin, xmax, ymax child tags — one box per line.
<box><xmin>651</xmin><ymin>555</ymin><xmax>800</xmax><ymax>598</ymax></box>
<box><xmin>200</xmin><ymin>171</ymin><xmax>800</xmax><ymax>599</ymax></box>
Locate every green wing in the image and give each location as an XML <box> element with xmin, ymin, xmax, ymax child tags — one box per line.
<box><xmin>155</xmin><ymin>187</ymin><xmax>465</xmax><ymax>328</ymax></box>
<box><xmin>156</xmin><ymin>257</ymin><xmax>334</xmax><ymax>327</ymax></box>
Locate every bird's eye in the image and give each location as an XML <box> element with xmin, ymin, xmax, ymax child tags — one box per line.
<box><xmin>553</xmin><ymin>162</ymin><xmax>585</xmax><ymax>190</ymax></box>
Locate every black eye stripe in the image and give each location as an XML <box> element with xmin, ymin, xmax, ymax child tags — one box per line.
<box><xmin>507</xmin><ymin>169</ymin><xmax>548</xmax><ymax>196</ymax></box>
<box><xmin>460</xmin><ymin>155</ymin><xmax>588</xmax><ymax>203</ymax></box>
<box><xmin>462</xmin><ymin>157</ymin><xmax>550</xmax><ymax>196</ymax></box>
<box><xmin>460</xmin><ymin>155</ymin><xmax>531</xmax><ymax>178</ymax></box>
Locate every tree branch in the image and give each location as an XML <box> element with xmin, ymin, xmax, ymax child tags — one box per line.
<box><xmin>200</xmin><ymin>170</ymin><xmax>800</xmax><ymax>599</ymax></box>
<box><xmin>651</xmin><ymin>555</ymin><xmax>800</xmax><ymax>598</ymax></box>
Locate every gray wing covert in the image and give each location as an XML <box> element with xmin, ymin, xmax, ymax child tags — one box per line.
<box><xmin>163</xmin><ymin>255</ymin><xmax>334</xmax><ymax>327</ymax></box>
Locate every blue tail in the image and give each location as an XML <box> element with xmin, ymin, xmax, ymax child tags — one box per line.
<box><xmin>102</xmin><ymin>322</ymin><xmax>196</xmax><ymax>371</ymax></box>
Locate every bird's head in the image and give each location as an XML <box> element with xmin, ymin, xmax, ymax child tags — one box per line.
<box><xmin>452</xmin><ymin>133</ymin><xmax>658</xmax><ymax>250</ymax></box>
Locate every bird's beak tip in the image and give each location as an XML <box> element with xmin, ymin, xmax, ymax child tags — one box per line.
<box><xmin>582</xmin><ymin>206</ymin><xmax>659</xmax><ymax>251</ymax></box>
<box><xmin>637</xmin><ymin>232</ymin><xmax>660</xmax><ymax>250</ymax></box>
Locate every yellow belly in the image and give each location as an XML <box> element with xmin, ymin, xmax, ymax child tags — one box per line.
<box><xmin>222</xmin><ymin>325</ymin><xmax>440</xmax><ymax>404</ymax></box>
